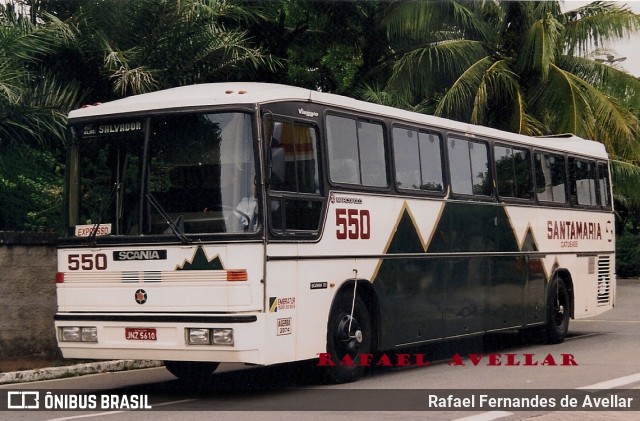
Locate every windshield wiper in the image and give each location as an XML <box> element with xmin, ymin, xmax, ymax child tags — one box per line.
<box><xmin>86</xmin><ymin>182</ymin><xmax>119</xmax><ymax>245</ymax></box>
<box><xmin>146</xmin><ymin>193</ymin><xmax>190</xmax><ymax>244</ymax></box>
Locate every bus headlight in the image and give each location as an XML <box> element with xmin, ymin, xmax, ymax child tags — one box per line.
<box><xmin>212</xmin><ymin>328</ymin><xmax>234</xmax><ymax>345</ymax></box>
<box><xmin>60</xmin><ymin>327</ymin><xmax>98</xmax><ymax>342</ymax></box>
<box><xmin>81</xmin><ymin>327</ymin><xmax>98</xmax><ymax>342</ymax></box>
<box><xmin>187</xmin><ymin>328</ymin><xmax>233</xmax><ymax>345</ymax></box>
<box><xmin>188</xmin><ymin>328</ymin><xmax>211</xmax><ymax>345</ymax></box>
<box><xmin>60</xmin><ymin>327</ymin><xmax>80</xmax><ymax>342</ymax></box>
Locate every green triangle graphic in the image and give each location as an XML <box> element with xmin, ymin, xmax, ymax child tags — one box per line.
<box><xmin>520</xmin><ymin>226</ymin><xmax>539</xmax><ymax>252</ymax></box>
<box><xmin>387</xmin><ymin>208</ymin><xmax>426</xmax><ymax>254</ymax></box>
<box><xmin>426</xmin><ymin>202</ymin><xmax>519</xmax><ymax>253</ymax></box>
<box><xmin>177</xmin><ymin>246</ymin><xmax>224</xmax><ymax>270</ymax></box>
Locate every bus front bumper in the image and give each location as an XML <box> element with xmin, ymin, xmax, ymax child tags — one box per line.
<box><xmin>54</xmin><ymin>313</ymin><xmax>265</xmax><ymax>365</ymax></box>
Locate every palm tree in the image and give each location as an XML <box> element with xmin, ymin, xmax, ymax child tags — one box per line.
<box><xmin>0</xmin><ymin>3</ymin><xmax>81</xmax><ymax>231</ymax></box>
<box><xmin>379</xmin><ymin>0</ymin><xmax>640</xmax><ymax>202</ymax></box>
<box><xmin>376</xmin><ymin>1</ymin><xmax>640</xmax><ymax>183</ymax></box>
<box><xmin>291</xmin><ymin>0</ymin><xmax>394</xmax><ymax>93</ymax></box>
<box><xmin>0</xmin><ymin>3</ymin><xmax>80</xmax><ymax>148</ymax></box>
<box><xmin>63</xmin><ymin>0</ymin><xmax>276</xmax><ymax>101</ymax></box>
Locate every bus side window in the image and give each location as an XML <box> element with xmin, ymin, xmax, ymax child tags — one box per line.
<box><xmin>393</xmin><ymin>127</ymin><xmax>444</xmax><ymax>192</ymax></box>
<box><xmin>447</xmin><ymin>136</ymin><xmax>491</xmax><ymax>196</ymax></box>
<box><xmin>570</xmin><ymin>158</ymin><xmax>597</xmax><ymax>206</ymax></box>
<box><xmin>534</xmin><ymin>152</ymin><xmax>567</xmax><ymax>204</ymax></box>
<box><xmin>266</xmin><ymin>117</ymin><xmax>323</xmax><ymax>233</ymax></box>
<box><xmin>358</xmin><ymin>120</ymin><xmax>387</xmax><ymax>187</ymax></box>
<box><xmin>326</xmin><ymin>114</ymin><xmax>387</xmax><ymax>187</ymax></box>
<box><xmin>495</xmin><ymin>145</ymin><xmax>532</xmax><ymax>200</ymax></box>
<box><xmin>597</xmin><ymin>163</ymin><xmax>612</xmax><ymax>208</ymax></box>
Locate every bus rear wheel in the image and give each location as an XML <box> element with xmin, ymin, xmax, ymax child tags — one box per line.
<box><xmin>325</xmin><ymin>293</ymin><xmax>372</xmax><ymax>384</ymax></box>
<box><xmin>543</xmin><ymin>277</ymin><xmax>570</xmax><ymax>344</ymax></box>
<box><xmin>163</xmin><ymin>361</ymin><xmax>220</xmax><ymax>384</ymax></box>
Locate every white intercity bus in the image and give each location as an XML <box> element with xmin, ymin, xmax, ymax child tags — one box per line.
<box><xmin>55</xmin><ymin>82</ymin><xmax>615</xmax><ymax>383</ymax></box>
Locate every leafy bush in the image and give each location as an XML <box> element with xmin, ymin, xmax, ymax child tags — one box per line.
<box><xmin>0</xmin><ymin>146</ymin><xmax>64</xmax><ymax>232</ymax></box>
<box><xmin>616</xmin><ymin>232</ymin><xmax>640</xmax><ymax>278</ymax></box>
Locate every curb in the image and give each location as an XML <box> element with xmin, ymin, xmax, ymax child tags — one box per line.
<box><xmin>0</xmin><ymin>360</ymin><xmax>163</xmax><ymax>385</ymax></box>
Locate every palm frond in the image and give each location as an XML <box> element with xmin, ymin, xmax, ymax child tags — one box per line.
<box><xmin>0</xmin><ymin>61</ymin><xmax>24</xmax><ymax>103</ymax></box>
<box><xmin>559</xmin><ymin>54</ymin><xmax>640</xmax><ymax>105</ymax></box>
<box><xmin>562</xmin><ymin>1</ymin><xmax>640</xmax><ymax>56</ymax></box>
<box><xmin>0</xmin><ymin>11</ymin><xmax>74</xmax><ymax>61</ymax></box>
<box><xmin>195</xmin><ymin>23</ymin><xmax>273</xmax><ymax>71</ymax></box>
<box><xmin>385</xmin><ymin>0</ymin><xmax>494</xmax><ymax>43</ymax></box>
<box><xmin>97</xmin><ymin>33</ymin><xmax>158</xmax><ymax>96</ymax></box>
<box><xmin>0</xmin><ymin>5</ymin><xmax>78</xmax><ymax>149</ymax></box>
<box><xmin>531</xmin><ymin>63</ymin><xmax>640</xmax><ymax>160</ymax></box>
<box><xmin>529</xmin><ymin>63</ymin><xmax>593</xmax><ymax>135</ymax></box>
<box><xmin>389</xmin><ymin>39</ymin><xmax>488</xmax><ymax>98</ymax></box>
<box><xmin>357</xmin><ymin>83</ymin><xmax>427</xmax><ymax>113</ymax></box>
<box><xmin>435</xmin><ymin>55</ymin><xmax>494</xmax><ymax>121</ymax></box>
<box><xmin>470</xmin><ymin>60</ymin><xmax>520</xmax><ymax>125</ymax></box>
<box><xmin>531</xmin><ymin>1</ymin><xmax>562</xmax><ymax>20</ymax></box>
<box><xmin>517</xmin><ymin>12</ymin><xmax>564</xmax><ymax>79</ymax></box>
<box><xmin>385</xmin><ymin>0</ymin><xmax>456</xmax><ymax>41</ymax></box>
<box><xmin>110</xmin><ymin>66</ymin><xmax>158</xmax><ymax>96</ymax></box>
<box><xmin>74</xmin><ymin>0</ymin><xmax>276</xmax><ymax>90</ymax></box>
<box><xmin>0</xmin><ymin>74</ymin><xmax>83</xmax><ymax>148</ymax></box>
<box><xmin>610</xmin><ymin>159</ymin><xmax>640</xmax><ymax>205</ymax></box>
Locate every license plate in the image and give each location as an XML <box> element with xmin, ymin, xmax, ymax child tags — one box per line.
<box><xmin>125</xmin><ymin>327</ymin><xmax>157</xmax><ymax>341</ymax></box>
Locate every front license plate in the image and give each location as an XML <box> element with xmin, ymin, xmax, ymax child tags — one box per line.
<box><xmin>125</xmin><ymin>327</ymin><xmax>157</xmax><ymax>341</ymax></box>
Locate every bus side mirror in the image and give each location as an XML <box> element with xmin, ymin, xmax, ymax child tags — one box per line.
<box><xmin>269</xmin><ymin>146</ymin><xmax>286</xmax><ymax>185</ymax></box>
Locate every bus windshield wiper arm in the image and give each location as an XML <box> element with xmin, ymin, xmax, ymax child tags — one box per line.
<box><xmin>86</xmin><ymin>182</ymin><xmax>119</xmax><ymax>245</ymax></box>
<box><xmin>146</xmin><ymin>193</ymin><xmax>190</xmax><ymax>244</ymax></box>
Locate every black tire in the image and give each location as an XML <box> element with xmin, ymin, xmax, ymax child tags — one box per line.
<box><xmin>163</xmin><ymin>361</ymin><xmax>219</xmax><ymax>384</ymax></box>
<box><xmin>325</xmin><ymin>293</ymin><xmax>373</xmax><ymax>384</ymax></box>
<box><xmin>543</xmin><ymin>277</ymin><xmax>570</xmax><ymax>344</ymax></box>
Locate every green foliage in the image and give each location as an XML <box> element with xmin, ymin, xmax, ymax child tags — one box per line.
<box><xmin>382</xmin><ymin>0</ymin><xmax>640</xmax><ymax>162</ymax></box>
<box><xmin>3</xmin><ymin>0</ymin><xmax>640</xmax><ymax>232</ymax></box>
<box><xmin>615</xmin><ymin>232</ymin><xmax>640</xmax><ymax>278</ymax></box>
<box><xmin>248</xmin><ymin>0</ymin><xmax>393</xmax><ymax>94</ymax></box>
<box><xmin>0</xmin><ymin>146</ymin><xmax>64</xmax><ymax>231</ymax></box>
<box><xmin>0</xmin><ymin>3</ymin><xmax>79</xmax><ymax>149</ymax></box>
<box><xmin>60</xmin><ymin>0</ymin><xmax>277</xmax><ymax>100</ymax></box>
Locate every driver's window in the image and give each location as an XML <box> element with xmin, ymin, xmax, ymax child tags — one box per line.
<box><xmin>268</xmin><ymin>120</ymin><xmax>320</xmax><ymax>194</ymax></box>
<box><xmin>265</xmin><ymin>117</ymin><xmax>323</xmax><ymax>233</ymax></box>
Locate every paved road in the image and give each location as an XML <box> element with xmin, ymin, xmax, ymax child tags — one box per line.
<box><xmin>2</xmin><ymin>278</ymin><xmax>640</xmax><ymax>420</ymax></box>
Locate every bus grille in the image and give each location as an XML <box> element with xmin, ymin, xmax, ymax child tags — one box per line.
<box><xmin>597</xmin><ymin>256</ymin><xmax>611</xmax><ymax>306</ymax></box>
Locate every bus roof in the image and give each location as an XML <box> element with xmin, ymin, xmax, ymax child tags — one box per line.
<box><xmin>69</xmin><ymin>82</ymin><xmax>608</xmax><ymax>160</ymax></box>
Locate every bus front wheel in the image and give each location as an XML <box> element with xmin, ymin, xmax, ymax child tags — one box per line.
<box><xmin>543</xmin><ymin>277</ymin><xmax>570</xmax><ymax>344</ymax></box>
<box><xmin>325</xmin><ymin>293</ymin><xmax>372</xmax><ymax>384</ymax></box>
<box><xmin>164</xmin><ymin>361</ymin><xmax>220</xmax><ymax>384</ymax></box>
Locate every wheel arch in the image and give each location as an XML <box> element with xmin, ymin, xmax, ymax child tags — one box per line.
<box><xmin>330</xmin><ymin>279</ymin><xmax>380</xmax><ymax>353</ymax></box>
<box><xmin>551</xmin><ymin>268</ymin><xmax>575</xmax><ymax>319</ymax></box>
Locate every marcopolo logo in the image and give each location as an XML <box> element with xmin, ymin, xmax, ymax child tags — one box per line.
<box><xmin>329</xmin><ymin>193</ymin><xmax>363</xmax><ymax>205</ymax></box>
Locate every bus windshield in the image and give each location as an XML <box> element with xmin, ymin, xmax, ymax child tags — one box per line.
<box><xmin>68</xmin><ymin>112</ymin><xmax>258</xmax><ymax>237</ymax></box>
